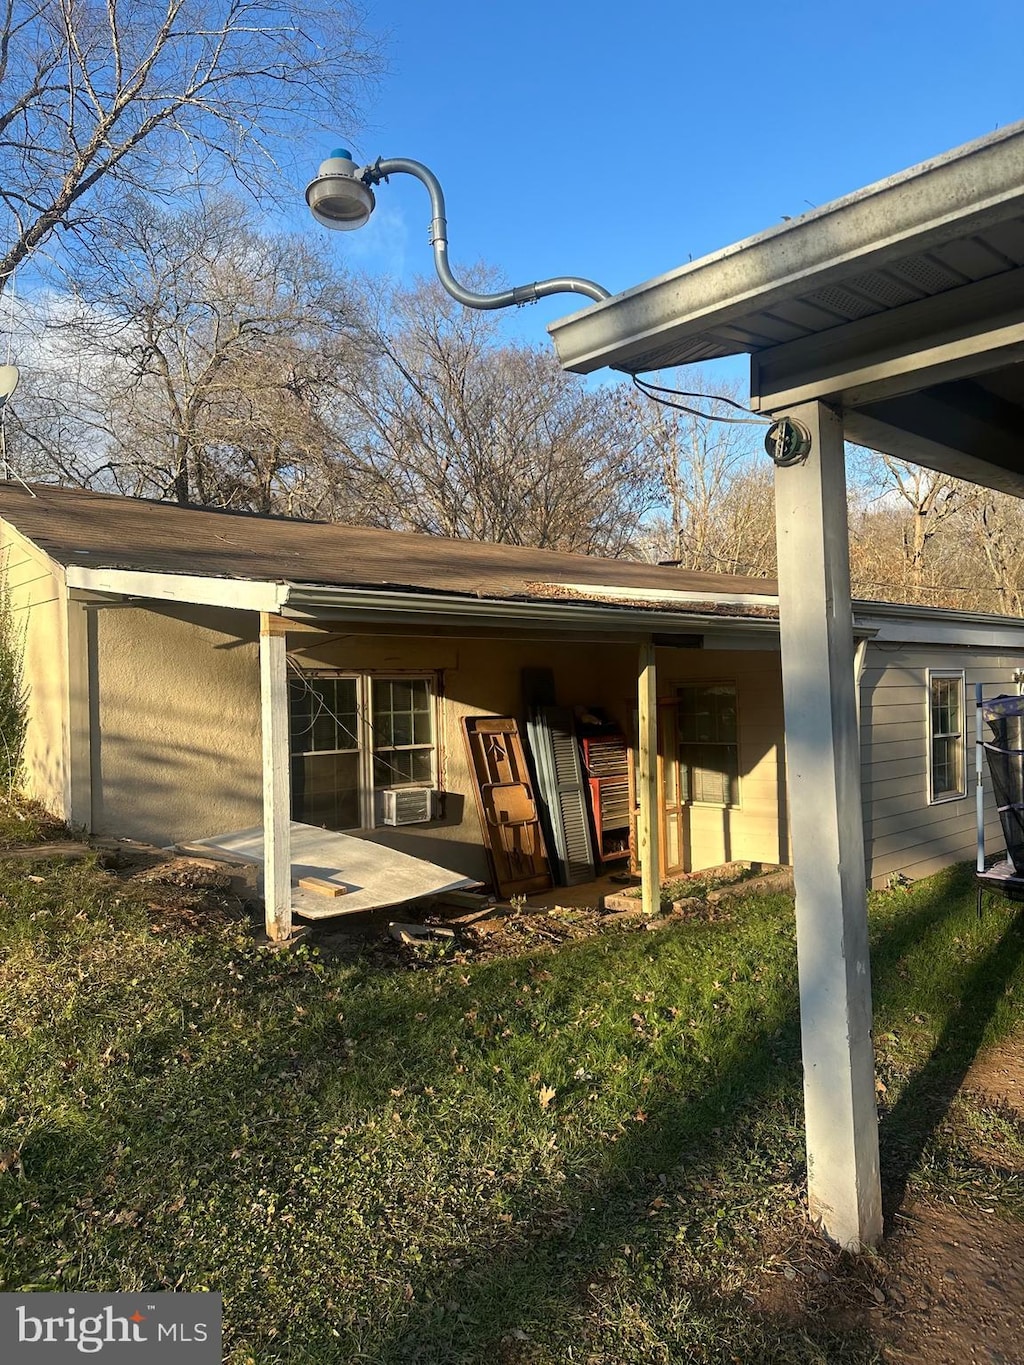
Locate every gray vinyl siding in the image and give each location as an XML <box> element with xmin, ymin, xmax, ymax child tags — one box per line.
<box><xmin>860</xmin><ymin>644</ymin><xmax>1024</xmax><ymax>888</ymax></box>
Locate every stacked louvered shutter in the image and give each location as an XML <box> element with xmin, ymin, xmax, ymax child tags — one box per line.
<box><xmin>527</xmin><ymin>706</ymin><xmax>596</xmax><ymax>886</ymax></box>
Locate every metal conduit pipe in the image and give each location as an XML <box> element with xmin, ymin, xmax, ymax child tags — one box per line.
<box><xmin>305</xmin><ymin>149</ymin><xmax>611</xmax><ymax>310</ymax></box>
<box><xmin>364</xmin><ymin>158</ymin><xmax>610</xmax><ymax>308</ymax></box>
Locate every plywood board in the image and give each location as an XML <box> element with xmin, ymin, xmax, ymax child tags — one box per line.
<box><xmin>181</xmin><ymin>822</ymin><xmax>481</xmax><ymax>920</ymax></box>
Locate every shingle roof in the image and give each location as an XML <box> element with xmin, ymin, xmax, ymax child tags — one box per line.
<box><xmin>0</xmin><ymin>483</ymin><xmax>778</xmax><ymax>608</ymax></box>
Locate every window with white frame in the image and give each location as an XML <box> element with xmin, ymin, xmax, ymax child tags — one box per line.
<box><xmin>928</xmin><ymin>670</ymin><xmax>966</xmax><ymax>802</ymax></box>
<box><xmin>677</xmin><ymin>682</ymin><xmax>740</xmax><ymax>806</ymax></box>
<box><xmin>289</xmin><ymin>672</ymin><xmax>436</xmax><ymax>830</ymax></box>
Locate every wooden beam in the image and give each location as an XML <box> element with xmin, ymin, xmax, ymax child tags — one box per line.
<box><xmin>775</xmin><ymin>401</ymin><xmax>882</xmax><ymax>1251</ymax></box>
<box><xmin>854</xmin><ymin>379</ymin><xmax>1024</xmax><ymax>472</ymax></box>
<box><xmin>259</xmin><ymin>613</ymin><xmax>292</xmax><ymax>941</ymax></box>
<box><xmin>63</xmin><ymin>565</ymin><xmax>285</xmax><ymax>613</ymax></box>
<box><xmin>842</xmin><ymin>406</ymin><xmax>1024</xmax><ymax>498</ymax></box>
<box><xmin>636</xmin><ymin>641</ymin><xmax>660</xmax><ymax>919</ymax></box>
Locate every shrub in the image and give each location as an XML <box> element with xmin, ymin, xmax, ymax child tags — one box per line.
<box><xmin>0</xmin><ymin>561</ymin><xmax>28</xmax><ymax>794</ymax></box>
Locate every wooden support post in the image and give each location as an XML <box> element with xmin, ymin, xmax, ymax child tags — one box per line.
<box><xmin>774</xmin><ymin>400</ymin><xmax>883</xmax><ymax>1251</ymax></box>
<box><xmin>260</xmin><ymin>614</ymin><xmax>292</xmax><ymax>942</ymax></box>
<box><xmin>637</xmin><ymin>640</ymin><xmax>660</xmax><ymax>919</ymax></box>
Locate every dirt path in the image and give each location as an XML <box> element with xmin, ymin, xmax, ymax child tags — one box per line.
<box><xmin>873</xmin><ymin>1037</ymin><xmax>1024</xmax><ymax>1364</ymax></box>
<box><xmin>878</xmin><ymin>1199</ymin><xmax>1023</xmax><ymax>1364</ymax></box>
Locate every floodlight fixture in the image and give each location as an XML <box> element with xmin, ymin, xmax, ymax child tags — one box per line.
<box><xmin>0</xmin><ymin>365</ymin><xmax>19</xmax><ymax>408</ymax></box>
<box><xmin>305</xmin><ymin>149</ymin><xmax>610</xmax><ymax>312</ymax></box>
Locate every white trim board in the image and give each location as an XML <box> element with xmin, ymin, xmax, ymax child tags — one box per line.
<box><xmin>65</xmin><ymin>566</ymin><xmax>287</xmax><ymax>613</ymax></box>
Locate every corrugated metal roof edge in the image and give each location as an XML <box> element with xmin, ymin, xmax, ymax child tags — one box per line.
<box><xmin>281</xmin><ymin>582</ymin><xmax>780</xmax><ymax>628</ymax></box>
<box><xmin>64</xmin><ymin>559</ymin><xmax>1024</xmax><ymax>640</ymax></box>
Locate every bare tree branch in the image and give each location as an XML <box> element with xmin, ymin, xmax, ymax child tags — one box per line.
<box><xmin>0</xmin><ymin>0</ymin><xmax>382</xmax><ymax>291</ymax></box>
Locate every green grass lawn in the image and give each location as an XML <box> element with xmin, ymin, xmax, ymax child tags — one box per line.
<box><xmin>0</xmin><ymin>851</ymin><xmax>1022</xmax><ymax>1364</ymax></box>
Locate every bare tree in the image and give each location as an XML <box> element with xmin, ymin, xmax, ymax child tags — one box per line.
<box><xmin>332</xmin><ymin>280</ymin><xmax>658</xmax><ymax>555</ymax></box>
<box><xmin>866</xmin><ymin>454</ymin><xmax>968</xmax><ymax>601</ymax></box>
<box><xmin>12</xmin><ymin>194</ymin><xmax>366</xmax><ymax>509</ymax></box>
<box><xmin>958</xmin><ymin>491</ymin><xmax>1024</xmax><ymax>615</ymax></box>
<box><xmin>630</xmin><ymin>372</ymin><xmax>771</xmax><ymax>574</ymax></box>
<box><xmin>0</xmin><ymin>0</ymin><xmax>381</xmax><ymax>293</ymax></box>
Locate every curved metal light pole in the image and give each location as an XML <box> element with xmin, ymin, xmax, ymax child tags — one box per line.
<box><xmin>304</xmin><ymin>149</ymin><xmax>610</xmax><ymax>309</ymax></box>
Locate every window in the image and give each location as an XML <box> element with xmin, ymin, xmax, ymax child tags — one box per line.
<box><xmin>677</xmin><ymin>682</ymin><xmax>739</xmax><ymax>806</ymax></box>
<box><xmin>289</xmin><ymin>676</ymin><xmax>361</xmax><ymax>831</ymax></box>
<box><xmin>371</xmin><ymin>678</ymin><xmax>435</xmax><ymax>791</ymax></box>
<box><xmin>929</xmin><ymin>671</ymin><xmax>966</xmax><ymax>802</ymax></box>
<box><xmin>289</xmin><ymin>672</ymin><xmax>436</xmax><ymax>830</ymax></box>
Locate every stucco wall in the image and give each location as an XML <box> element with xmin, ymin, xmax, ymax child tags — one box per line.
<box><xmin>654</xmin><ymin>646</ymin><xmax>788</xmax><ymax>871</ymax></box>
<box><xmin>288</xmin><ymin>632</ymin><xmax>787</xmax><ymax>879</ymax></box>
<box><xmin>91</xmin><ymin>603</ymin><xmax>263</xmax><ymax>846</ymax></box>
<box><xmin>1</xmin><ymin>527</ymin><xmax>67</xmax><ymax>818</ymax></box>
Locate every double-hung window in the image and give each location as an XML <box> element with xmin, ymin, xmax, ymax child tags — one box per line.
<box><xmin>677</xmin><ymin>682</ymin><xmax>739</xmax><ymax>806</ymax></box>
<box><xmin>928</xmin><ymin>670</ymin><xmax>966</xmax><ymax>802</ymax></box>
<box><xmin>289</xmin><ymin>672</ymin><xmax>436</xmax><ymax>830</ymax></box>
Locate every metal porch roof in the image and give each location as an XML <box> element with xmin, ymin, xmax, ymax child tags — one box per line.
<box><xmin>548</xmin><ymin>121</ymin><xmax>1024</xmax><ymax>376</ymax></box>
<box><xmin>548</xmin><ymin>121</ymin><xmax>1024</xmax><ymax>496</ymax></box>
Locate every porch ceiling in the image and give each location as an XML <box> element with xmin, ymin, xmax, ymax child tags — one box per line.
<box><xmin>548</xmin><ymin>121</ymin><xmax>1024</xmax><ymax>496</ymax></box>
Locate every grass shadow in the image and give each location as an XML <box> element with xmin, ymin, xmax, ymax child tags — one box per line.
<box><xmin>876</xmin><ymin>900</ymin><xmax>1024</xmax><ymax>1226</ymax></box>
<box><xmin>3</xmin><ymin>860</ymin><xmax>1022</xmax><ymax>1362</ymax></box>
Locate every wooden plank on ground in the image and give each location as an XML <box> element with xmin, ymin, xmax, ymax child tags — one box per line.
<box><xmin>296</xmin><ymin>876</ymin><xmax>348</xmax><ymax>898</ymax></box>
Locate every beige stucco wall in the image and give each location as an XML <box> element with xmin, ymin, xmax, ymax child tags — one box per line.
<box><xmin>288</xmin><ymin>631</ymin><xmax>788</xmax><ymax>880</ymax></box>
<box><xmin>91</xmin><ymin>603</ymin><xmax>263</xmax><ymax>846</ymax></box>
<box><xmin>654</xmin><ymin>646</ymin><xmax>788</xmax><ymax>871</ymax></box>
<box><xmin>2</xmin><ymin>526</ymin><xmax>68</xmax><ymax>818</ymax></box>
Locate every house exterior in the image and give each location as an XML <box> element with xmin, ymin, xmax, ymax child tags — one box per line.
<box><xmin>4</xmin><ymin>483</ymin><xmax>1021</xmax><ymax>911</ymax></box>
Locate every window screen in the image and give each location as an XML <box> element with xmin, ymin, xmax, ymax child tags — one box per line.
<box><xmin>929</xmin><ymin>672</ymin><xmax>965</xmax><ymax>801</ymax></box>
<box><xmin>678</xmin><ymin>683</ymin><xmax>739</xmax><ymax>806</ymax></box>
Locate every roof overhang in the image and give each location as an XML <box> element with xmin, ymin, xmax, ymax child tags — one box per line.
<box><xmin>548</xmin><ymin>121</ymin><xmax>1024</xmax><ymax>495</ymax></box>
<box><xmin>65</xmin><ymin>566</ymin><xmax>780</xmax><ymax>640</ymax></box>
<box><xmin>853</xmin><ymin>599</ymin><xmax>1024</xmax><ymax>648</ymax></box>
<box><xmin>62</xmin><ymin>564</ymin><xmax>1024</xmax><ymax>648</ymax></box>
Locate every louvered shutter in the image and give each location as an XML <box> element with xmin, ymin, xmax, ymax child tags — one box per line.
<box><xmin>527</xmin><ymin>706</ymin><xmax>595</xmax><ymax>885</ymax></box>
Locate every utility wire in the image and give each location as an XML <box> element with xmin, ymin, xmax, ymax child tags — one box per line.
<box><xmin>632</xmin><ymin>374</ymin><xmax>772</xmax><ymax>426</ymax></box>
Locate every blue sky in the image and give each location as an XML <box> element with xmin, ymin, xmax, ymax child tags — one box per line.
<box><xmin>297</xmin><ymin>0</ymin><xmax>1024</xmax><ymax>382</ymax></box>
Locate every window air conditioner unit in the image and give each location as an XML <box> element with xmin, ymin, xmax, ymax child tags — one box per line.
<box><xmin>381</xmin><ymin>787</ymin><xmax>435</xmax><ymax>826</ymax></box>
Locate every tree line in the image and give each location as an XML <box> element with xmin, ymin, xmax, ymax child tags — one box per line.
<box><xmin>1</xmin><ymin>1</ymin><xmax>1022</xmax><ymax>613</ymax></box>
<box><xmin>8</xmin><ymin>191</ymin><xmax>1024</xmax><ymax>612</ymax></box>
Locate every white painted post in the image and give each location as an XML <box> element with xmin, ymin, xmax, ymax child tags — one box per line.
<box><xmin>259</xmin><ymin>613</ymin><xmax>292</xmax><ymax>941</ymax></box>
<box><xmin>637</xmin><ymin>640</ymin><xmax>660</xmax><ymax>919</ymax></box>
<box><xmin>774</xmin><ymin>400</ymin><xmax>883</xmax><ymax>1251</ymax></box>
